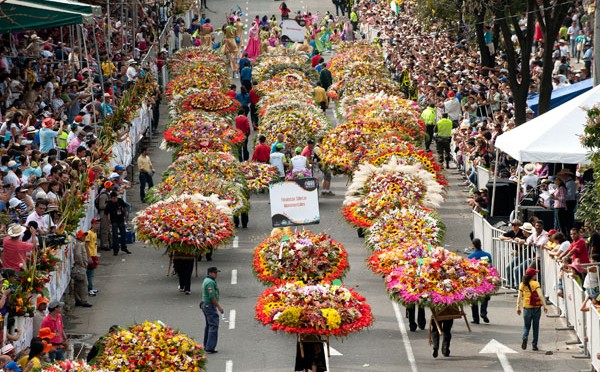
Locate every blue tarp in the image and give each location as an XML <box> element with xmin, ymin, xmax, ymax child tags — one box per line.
<box><xmin>527</xmin><ymin>79</ymin><xmax>593</xmax><ymax>116</ymax></box>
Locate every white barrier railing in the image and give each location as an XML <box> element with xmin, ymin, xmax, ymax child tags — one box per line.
<box><xmin>476</xmin><ymin>165</ymin><xmax>490</xmax><ymax>190</ymax></box>
<box><xmin>474</xmin><ymin>209</ymin><xmax>599</xmax><ymax>369</ymax></box>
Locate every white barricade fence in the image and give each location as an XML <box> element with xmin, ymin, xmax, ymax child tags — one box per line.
<box><xmin>590</xmin><ymin>307</ymin><xmax>600</xmax><ymax>370</ymax></box>
<box><xmin>476</xmin><ymin>165</ymin><xmax>490</xmax><ymax>190</ymax></box>
<box><xmin>475</xmin><ymin>209</ymin><xmax>600</xmax><ymax>370</ymax></box>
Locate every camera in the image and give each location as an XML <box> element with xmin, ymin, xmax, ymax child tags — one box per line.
<box><xmin>44</xmin><ymin>233</ymin><xmax>67</xmax><ymax>247</ymax></box>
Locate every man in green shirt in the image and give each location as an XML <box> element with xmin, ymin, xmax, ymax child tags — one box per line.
<box><xmin>201</xmin><ymin>267</ymin><xmax>224</xmax><ymax>353</ymax></box>
<box><xmin>350</xmin><ymin>8</ymin><xmax>358</xmax><ymax>31</ymax></box>
<box><xmin>420</xmin><ymin>104</ymin><xmax>436</xmax><ymax>152</ymax></box>
<box><xmin>435</xmin><ymin>113</ymin><xmax>453</xmax><ymax>169</ymax></box>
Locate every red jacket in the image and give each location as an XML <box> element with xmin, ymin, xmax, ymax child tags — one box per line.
<box><xmin>235</xmin><ymin>115</ymin><xmax>251</xmax><ymax>136</ymax></box>
<box><xmin>252</xmin><ymin>143</ymin><xmax>271</xmax><ymax>163</ymax></box>
<box><xmin>249</xmin><ymin>89</ymin><xmax>259</xmax><ymax>105</ymax></box>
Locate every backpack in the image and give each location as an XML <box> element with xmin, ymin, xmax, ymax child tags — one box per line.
<box><xmin>94</xmin><ymin>189</ymin><xmax>106</xmax><ymax>211</ymax></box>
<box><xmin>528</xmin><ymin>284</ymin><xmax>542</xmax><ymax>307</ymax></box>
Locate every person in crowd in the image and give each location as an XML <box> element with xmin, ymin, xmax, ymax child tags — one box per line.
<box><xmin>86</xmin><ymin>218</ymin><xmax>100</xmax><ymax>296</ymax></box>
<box><xmin>270</xmin><ymin>143</ymin><xmax>288</xmax><ymax>179</ymax></box>
<box><xmin>516</xmin><ymin>267</ymin><xmax>548</xmax><ymax>351</ymax></box>
<box><xmin>201</xmin><ymin>267</ymin><xmax>224</xmax><ymax>354</ymax></box>
<box><xmin>435</xmin><ymin>113</ymin><xmax>453</xmax><ymax>169</ymax></box>
<box><xmin>234</xmin><ymin>108</ymin><xmax>251</xmax><ymax>162</ymax></box>
<box><xmin>41</xmin><ymin>300</ymin><xmax>67</xmax><ymax>361</ymax></box>
<box><xmin>2</xmin><ymin>223</ymin><xmax>37</xmax><ymax>271</ymax></box>
<box><xmin>173</xmin><ymin>254</ymin><xmax>194</xmax><ymax>295</ymax></box>
<box><xmin>580</xmin><ymin>253</ymin><xmax>600</xmax><ymax>312</ymax></box>
<box><xmin>32</xmin><ymin>297</ymin><xmax>49</xmax><ymax>338</ymax></box>
<box><xmin>499</xmin><ymin>219</ymin><xmax>526</xmax><ymax>241</ymax></box>
<box><xmin>559</xmin><ymin>228</ymin><xmax>590</xmax><ymax>264</ymax></box>
<box><xmin>72</xmin><ymin>230</ymin><xmax>92</xmax><ymax>307</ymax></box>
<box><xmin>314</xmin><ymin>82</ymin><xmax>328</xmax><ymax>113</ymax></box>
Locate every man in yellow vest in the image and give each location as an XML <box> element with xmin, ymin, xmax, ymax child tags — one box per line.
<box><xmin>435</xmin><ymin>113</ymin><xmax>453</xmax><ymax>169</ymax></box>
<box><xmin>420</xmin><ymin>103</ymin><xmax>436</xmax><ymax>152</ymax></box>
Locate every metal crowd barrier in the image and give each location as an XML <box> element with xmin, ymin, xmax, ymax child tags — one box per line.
<box><xmin>473</xmin><ymin>209</ymin><xmax>599</xmax><ymax>369</ymax></box>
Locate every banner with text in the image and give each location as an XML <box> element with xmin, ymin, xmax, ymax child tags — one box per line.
<box><xmin>269</xmin><ymin>178</ymin><xmax>320</xmax><ymax>227</ymax></box>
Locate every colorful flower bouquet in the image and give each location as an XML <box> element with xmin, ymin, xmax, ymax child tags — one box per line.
<box><xmin>255</xmin><ymin>282</ymin><xmax>373</xmax><ymax>337</ymax></box>
<box><xmin>285</xmin><ymin>169</ymin><xmax>313</xmax><ymax>181</ymax></box>
<box><xmin>328</xmin><ymin>44</ymin><xmax>384</xmax><ymax>80</ymax></box>
<box><xmin>385</xmin><ymin>246</ymin><xmax>501</xmax><ymax>309</ymax></box>
<box><xmin>356</xmin><ymin>136</ymin><xmax>447</xmax><ymax>185</ymax></box>
<box><xmin>95</xmin><ymin>321</ymin><xmax>207</xmax><ymax>371</ymax></box>
<box><xmin>42</xmin><ymin>359</ymin><xmax>109</xmax><ymax>371</ymax></box>
<box><xmin>161</xmin><ymin>112</ymin><xmax>244</xmax><ymax>154</ymax></box>
<box><xmin>259</xmin><ymin>102</ymin><xmax>330</xmax><ymax>151</ymax></box>
<box><xmin>252</xmin><ymin>55</ymin><xmax>319</xmax><ymax>84</ymax></box>
<box><xmin>165</xmin><ymin>75</ymin><xmax>223</xmax><ymax>97</ymax></box>
<box><xmin>169</xmin><ymin>62</ymin><xmax>230</xmax><ymax>85</ymax></box>
<box><xmin>252</xmin><ymin>229</ymin><xmax>349</xmax><ymax>285</ymax></box>
<box><xmin>238</xmin><ymin>162</ymin><xmax>280</xmax><ymax>193</ymax></box>
<box><xmin>146</xmin><ymin>176</ymin><xmax>249</xmax><ymax>215</ymax></box>
<box><xmin>180</xmin><ymin>90</ymin><xmax>241</xmax><ymax>115</ymax></box>
<box><xmin>366</xmin><ymin>208</ymin><xmax>445</xmax><ymax>250</ymax></box>
<box><xmin>367</xmin><ymin>244</ymin><xmax>432</xmax><ymax>276</ymax></box>
<box><xmin>255</xmin><ymin>72</ymin><xmax>313</xmax><ymax>99</ymax></box>
<box><xmin>134</xmin><ymin>194</ymin><xmax>234</xmax><ymax>255</ymax></box>
<box><xmin>333</xmin><ymin>76</ymin><xmax>401</xmax><ymax>101</ymax></box>
<box><xmin>162</xmin><ymin>152</ymin><xmax>247</xmax><ymax>190</ymax></box>
<box><xmin>169</xmin><ymin>46</ymin><xmax>225</xmax><ymax>67</ymax></box>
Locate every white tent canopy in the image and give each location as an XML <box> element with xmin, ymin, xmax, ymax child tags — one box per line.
<box><xmin>494</xmin><ymin>84</ymin><xmax>600</xmax><ymax>165</ymax></box>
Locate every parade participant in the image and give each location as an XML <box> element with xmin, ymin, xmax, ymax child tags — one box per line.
<box><xmin>222</xmin><ymin>18</ymin><xmax>240</xmax><ymax>78</ymax></box>
<box><xmin>244</xmin><ymin>22</ymin><xmax>261</xmax><ymax>59</ymax></box>
<box><xmin>430</xmin><ymin>309</ymin><xmax>454</xmax><ymax>358</ymax></box>
<box><xmin>104</xmin><ymin>191</ymin><xmax>131</xmax><ymax>256</ymax></box>
<box><xmin>235</xmin><ymin>108</ymin><xmax>251</xmax><ymax>162</ymax></box>
<box><xmin>251</xmin><ymin>135</ymin><xmax>271</xmax><ymax>163</ymax></box>
<box><xmin>137</xmin><ymin>147</ymin><xmax>155</xmax><ymax>203</ymax></box>
<box><xmin>468</xmin><ymin>239</ymin><xmax>492</xmax><ymax>324</ymax></box>
<box><xmin>313</xmin><ymin>82</ymin><xmax>328</xmax><ymax>112</ymax></box>
<box><xmin>516</xmin><ymin>267</ymin><xmax>548</xmax><ymax>351</ymax></box>
<box><xmin>406</xmin><ymin>305</ymin><xmax>426</xmax><ymax>332</ymax></box>
<box><xmin>291</xmin><ymin>147</ymin><xmax>309</xmax><ymax>172</ymax></box>
<box><xmin>86</xmin><ymin>218</ymin><xmax>100</xmax><ymax>296</ymax></box>
<box><xmin>173</xmin><ymin>254</ymin><xmax>194</xmax><ymax>295</ymax></box>
<box><xmin>270</xmin><ymin>144</ymin><xmax>288</xmax><ymax>179</ymax></box>
<box><xmin>200</xmin><ymin>267</ymin><xmax>224</xmax><ymax>354</ymax></box>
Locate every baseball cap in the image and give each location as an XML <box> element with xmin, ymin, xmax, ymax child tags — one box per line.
<box><xmin>207</xmin><ymin>267</ymin><xmax>221</xmax><ymax>274</ymax></box>
<box><xmin>48</xmin><ymin>300</ymin><xmax>64</xmax><ymax>310</ymax></box>
<box><xmin>525</xmin><ymin>267</ymin><xmax>539</xmax><ymax>276</ymax></box>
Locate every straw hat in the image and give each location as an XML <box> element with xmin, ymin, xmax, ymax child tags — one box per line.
<box><xmin>520</xmin><ymin>222</ymin><xmax>535</xmax><ymax>234</ymax></box>
<box><xmin>7</xmin><ymin>224</ymin><xmax>26</xmax><ymax>238</ymax></box>
<box><xmin>523</xmin><ymin>163</ymin><xmax>536</xmax><ymax>174</ymax></box>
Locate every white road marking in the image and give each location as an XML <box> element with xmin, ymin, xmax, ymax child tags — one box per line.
<box><xmin>233</xmin><ymin>236</ymin><xmax>239</xmax><ymax>248</ymax></box>
<box><xmin>392</xmin><ymin>302</ymin><xmax>418</xmax><ymax>372</ymax></box>
<box><xmin>231</xmin><ymin>269</ymin><xmax>238</xmax><ymax>285</ymax></box>
<box><xmin>229</xmin><ymin>309</ymin><xmax>236</xmax><ymax>330</ymax></box>
<box><xmin>480</xmin><ymin>339</ymin><xmax>517</xmax><ymax>372</ymax></box>
<box><xmin>329</xmin><ymin>346</ymin><xmax>343</xmax><ymax>355</ymax></box>
<box><xmin>225</xmin><ymin>360</ymin><xmax>233</xmax><ymax>372</ymax></box>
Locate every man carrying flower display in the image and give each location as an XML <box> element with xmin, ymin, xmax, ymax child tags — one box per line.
<box><xmin>200</xmin><ymin>267</ymin><xmax>224</xmax><ymax>354</ymax></box>
<box><xmin>468</xmin><ymin>239</ymin><xmax>492</xmax><ymax>324</ymax></box>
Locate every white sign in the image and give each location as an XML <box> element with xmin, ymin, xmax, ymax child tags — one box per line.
<box><xmin>269</xmin><ymin>178</ymin><xmax>320</xmax><ymax>226</ymax></box>
<box><xmin>281</xmin><ymin>19</ymin><xmax>306</xmax><ymax>43</ymax></box>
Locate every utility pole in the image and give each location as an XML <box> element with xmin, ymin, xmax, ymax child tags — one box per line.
<box><xmin>594</xmin><ymin>0</ymin><xmax>600</xmax><ymax>85</ymax></box>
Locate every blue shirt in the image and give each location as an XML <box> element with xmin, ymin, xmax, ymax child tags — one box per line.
<box><xmin>468</xmin><ymin>250</ymin><xmax>492</xmax><ymax>264</ymax></box>
<box><xmin>235</xmin><ymin>92</ymin><xmax>250</xmax><ymax>107</ymax></box>
<box><xmin>238</xmin><ymin>58</ymin><xmax>251</xmax><ymax>73</ymax></box>
<box><xmin>39</xmin><ymin>127</ymin><xmax>59</xmax><ymax>153</ymax></box>
<box><xmin>240</xmin><ymin>66</ymin><xmax>252</xmax><ymax>82</ymax></box>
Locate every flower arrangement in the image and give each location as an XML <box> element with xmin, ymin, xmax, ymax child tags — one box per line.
<box><xmin>255</xmin><ymin>72</ymin><xmax>313</xmax><ymax>99</ymax></box>
<box><xmin>95</xmin><ymin>321</ymin><xmax>207</xmax><ymax>371</ymax></box>
<box><xmin>344</xmin><ymin>158</ymin><xmax>444</xmax><ymax>209</ymax></box>
<box><xmin>255</xmin><ymin>282</ymin><xmax>373</xmax><ymax>337</ymax></box>
<box><xmin>8</xmin><ymin>284</ymin><xmax>34</xmax><ymax>317</ymax></box>
<box><xmin>385</xmin><ymin>246</ymin><xmax>501</xmax><ymax>309</ymax></box>
<box><xmin>366</xmin><ymin>208</ymin><xmax>445</xmax><ymax>250</ymax></box>
<box><xmin>169</xmin><ymin>62</ymin><xmax>230</xmax><ymax>85</ymax></box>
<box><xmin>134</xmin><ymin>194</ymin><xmax>234</xmax><ymax>255</ymax></box>
<box><xmin>238</xmin><ymin>162</ymin><xmax>280</xmax><ymax>193</ymax></box>
<box><xmin>165</xmin><ymin>75</ymin><xmax>223</xmax><ymax>97</ymax></box>
<box><xmin>161</xmin><ymin>112</ymin><xmax>244</xmax><ymax>154</ymax></box>
<box><xmin>180</xmin><ymin>90</ymin><xmax>241</xmax><ymax>115</ymax></box>
<box><xmin>252</xmin><ymin>229</ymin><xmax>349</xmax><ymax>285</ymax></box>
<box><xmin>252</xmin><ymin>55</ymin><xmax>319</xmax><ymax>84</ymax></box>
<box><xmin>367</xmin><ymin>244</ymin><xmax>431</xmax><ymax>276</ymax></box>
<box><xmin>162</xmin><ymin>152</ymin><xmax>247</xmax><ymax>190</ymax></box>
<box><xmin>328</xmin><ymin>45</ymin><xmax>384</xmax><ymax>80</ymax></box>
<box><xmin>146</xmin><ymin>176</ymin><xmax>249</xmax><ymax>216</ymax></box>
<box><xmin>285</xmin><ymin>169</ymin><xmax>313</xmax><ymax>181</ymax></box>
<box><xmin>42</xmin><ymin>359</ymin><xmax>109</xmax><ymax>371</ymax></box>
<box><xmin>259</xmin><ymin>102</ymin><xmax>330</xmax><ymax>151</ymax></box>
<box><xmin>356</xmin><ymin>135</ymin><xmax>447</xmax><ymax>185</ymax></box>
<box><xmin>169</xmin><ymin>47</ymin><xmax>225</xmax><ymax>67</ymax></box>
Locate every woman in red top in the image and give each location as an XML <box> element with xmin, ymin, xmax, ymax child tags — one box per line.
<box><xmin>235</xmin><ymin>108</ymin><xmax>250</xmax><ymax>162</ymax></box>
<box><xmin>279</xmin><ymin>2</ymin><xmax>290</xmax><ymax>20</ymax></box>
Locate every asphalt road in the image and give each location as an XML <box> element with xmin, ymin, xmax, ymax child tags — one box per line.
<box><xmin>65</xmin><ymin>0</ymin><xmax>591</xmax><ymax>371</ymax></box>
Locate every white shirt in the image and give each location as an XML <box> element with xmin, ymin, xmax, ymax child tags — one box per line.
<box><xmin>521</xmin><ymin>174</ymin><xmax>538</xmax><ymax>192</ymax></box>
<box><xmin>42</xmin><ymin>163</ymin><xmax>53</xmax><ymax>177</ymax></box>
<box><xmin>270</xmin><ymin>152</ymin><xmax>286</xmax><ymax>177</ymax></box>
<box><xmin>126</xmin><ymin>66</ymin><xmax>138</xmax><ymax>82</ymax></box>
<box><xmin>25</xmin><ymin>211</ymin><xmax>54</xmax><ymax>234</ymax></box>
<box><xmin>291</xmin><ymin>155</ymin><xmax>308</xmax><ymax>172</ymax></box>
<box><xmin>3</xmin><ymin>171</ymin><xmax>20</xmax><ymax>188</ymax></box>
<box><xmin>444</xmin><ymin>98</ymin><xmax>462</xmax><ymax>121</ymax></box>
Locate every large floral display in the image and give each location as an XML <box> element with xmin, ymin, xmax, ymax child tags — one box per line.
<box><xmin>134</xmin><ymin>194</ymin><xmax>234</xmax><ymax>254</ymax></box>
<box><xmin>252</xmin><ymin>229</ymin><xmax>349</xmax><ymax>285</ymax></box>
<box><xmin>256</xmin><ymin>282</ymin><xmax>373</xmax><ymax>337</ymax></box>
<box><xmin>94</xmin><ymin>321</ymin><xmax>207</xmax><ymax>371</ymax></box>
<box><xmin>329</xmin><ymin>43</ymin><xmax>500</xmax><ymax>309</ymax></box>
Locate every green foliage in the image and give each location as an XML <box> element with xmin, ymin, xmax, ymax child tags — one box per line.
<box><xmin>414</xmin><ymin>0</ymin><xmax>459</xmax><ymax>29</ymax></box>
<box><xmin>576</xmin><ymin>106</ymin><xmax>600</xmax><ymax>229</ymax></box>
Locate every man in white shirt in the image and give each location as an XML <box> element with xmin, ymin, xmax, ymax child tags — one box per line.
<box><xmin>26</xmin><ymin>200</ymin><xmax>55</xmax><ymax>234</ymax></box>
<box><xmin>126</xmin><ymin>59</ymin><xmax>138</xmax><ymax>86</ymax></box>
<box><xmin>269</xmin><ymin>144</ymin><xmax>287</xmax><ymax>179</ymax></box>
<box><xmin>443</xmin><ymin>91</ymin><xmax>461</xmax><ymax>127</ymax></box>
<box><xmin>3</xmin><ymin>160</ymin><xmax>21</xmax><ymax>191</ymax></box>
<box><xmin>42</xmin><ymin>156</ymin><xmax>57</xmax><ymax>177</ymax></box>
<box><xmin>290</xmin><ymin>147</ymin><xmax>309</xmax><ymax>172</ymax></box>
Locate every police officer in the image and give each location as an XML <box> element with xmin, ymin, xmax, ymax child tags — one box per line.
<box><xmin>420</xmin><ymin>103</ymin><xmax>436</xmax><ymax>152</ymax></box>
<box><xmin>200</xmin><ymin>267</ymin><xmax>224</xmax><ymax>354</ymax></box>
<box><xmin>435</xmin><ymin>113</ymin><xmax>453</xmax><ymax>169</ymax></box>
